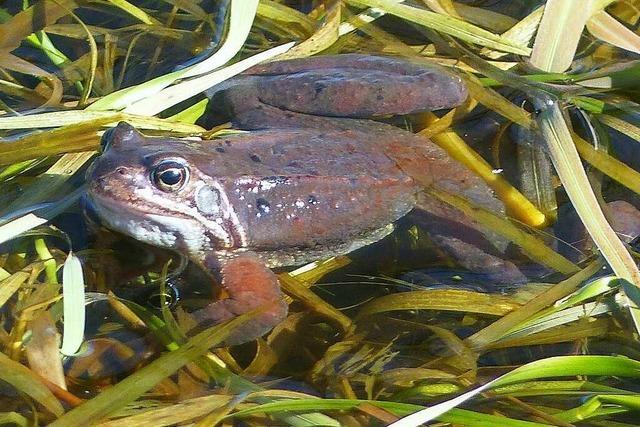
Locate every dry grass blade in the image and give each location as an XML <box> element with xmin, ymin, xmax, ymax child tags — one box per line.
<box><xmin>278</xmin><ymin>273</ymin><xmax>353</xmax><ymax>333</ymax></box>
<box><xmin>48</xmin><ymin>311</ymin><xmax>261</xmax><ymax>426</ymax></box>
<box><xmin>95</xmin><ymin>395</ymin><xmax>233</xmax><ymax>427</ymax></box>
<box><xmin>5</xmin><ymin>152</ymin><xmax>95</xmax><ymax>216</ymax></box>
<box><xmin>0</xmin><ymin>111</ymin><xmax>204</xmax><ymax>132</ymax></box>
<box><xmin>0</xmin><ymin>52</ymin><xmax>63</xmax><ymax>107</ymax></box>
<box><xmin>486</xmin><ymin>318</ymin><xmax>611</xmax><ymax>350</ymax></box>
<box><xmin>480</xmin><ymin>7</ymin><xmax>543</xmax><ymax>59</ymax></box>
<box><xmin>0</xmin><ymin>270</ymin><xmax>31</xmax><ymax>307</ymax></box>
<box><xmin>0</xmin><ymin>117</ymin><xmax>113</xmax><ymax>166</ymax></box>
<box><xmin>257</xmin><ymin>1</ymin><xmax>315</xmax><ymax>35</ymax></box>
<box><xmin>105</xmin><ymin>0</ymin><xmax>158</xmax><ymax>25</ymax></box>
<box><xmin>534</xmin><ymin>96</ymin><xmax>640</xmax><ymax>286</ymax></box>
<box><xmin>465</xmin><ymin>262</ymin><xmax>600</xmax><ymax>349</ymax></box>
<box><xmin>274</xmin><ymin>4</ymin><xmax>340</xmax><ymax>60</ymax></box>
<box><xmin>347</xmin><ymin>0</ymin><xmax>531</xmax><ymax>55</ymax></box>
<box><xmin>25</xmin><ymin>312</ymin><xmax>66</xmax><ymax>390</ymax></box>
<box><xmin>356</xmin><ymin>289</ymin><xmax>521</xmax><ymax>318</ymax></box>
<box><xmin>530</xmin><ymin>0</ymin><xmax>594</xmax><ymax>72</ymax></box>
<box><xmin>587</xmin><ymin>11</ymin><xmax>640</xmax><ymax>54</ymax></box>
<box><xmin>598</xmin><ymin>114</ymin><xmax>640</xmax><ymax>142</ymax></box>
<box><xmin>0</xmin><ymin>351</ymin><xmax>64</xmax><ymax>417</ymax></box>
<box><xmin>573</xmin><ymin>132</ymin><xmax>640</xmax><ymax>195</ymax></box>
<box><xmin>288</xmin><ymin>256</ymin><xmax>351</xmax><ymax>287</ymax></box>
<box><xmin>0</xmin><ymin>0</ymin><xmax>80</xmax><ymax>51</ymax></box>
<box><xmin>451</xmin><ymin>3</ymin><xmax>517</xmax><ymax>32</ymax></box>
<box><xmin>461</xmin><ymin>75</ymin><xmax>533</xmax><ymax>128</ymax></box>
<box><xmin>420</xmin><ymin>113</ymin><xmax>547</xmax><ymax>228</ymax></box>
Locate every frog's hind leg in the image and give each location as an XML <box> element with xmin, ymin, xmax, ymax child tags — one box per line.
<box><xmin>245</xmin><ymin>54</ymin><xmax>468</xmax><ymax>118</ymax></box>
<box><xmin>191</xmin><ymin>252</ymin><xmax>288</xmax><ymax>346</ymax></box>
<box><xmin>413</xmin><ymin>195</ymin><xmax>528</xmax><ymax>285</ymax></box>
<box><xmin>203</xmin><ymin>55</ymin><xmax>468</xmax><ymax>131</ymax></box>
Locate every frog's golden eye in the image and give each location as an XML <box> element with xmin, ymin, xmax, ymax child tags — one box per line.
<box><xmin>151</xmin><ymin>160</ymin><xmax>189</xmax><ymax>192</ymax></box>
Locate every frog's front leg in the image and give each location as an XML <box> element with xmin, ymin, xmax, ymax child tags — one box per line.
<box><xmin>191</xmin><ymin>252</ymin><xmax>288</xmax><ymax>346</ymax></box>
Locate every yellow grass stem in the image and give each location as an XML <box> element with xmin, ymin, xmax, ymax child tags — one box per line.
<box><xmin>420</xmin><ymin>112</ymin><xmax>547</xmax><ymax>227</ymax></box>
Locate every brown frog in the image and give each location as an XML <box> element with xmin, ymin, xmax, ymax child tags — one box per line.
<box><xmin>87</xmin><ymin>54</ymin><xmax>509</xmax><ymax>345</ymax></box>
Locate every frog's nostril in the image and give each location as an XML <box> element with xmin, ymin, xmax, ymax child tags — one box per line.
<box><xmin>116</xmin><ymin>167</ymin><xmax>126</xmax><ymax>175</ymax></box>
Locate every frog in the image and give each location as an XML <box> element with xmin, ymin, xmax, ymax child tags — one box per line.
<box><xmin>87</xmin><ymin>54</ymin><xmax>516</xmax><ymax>345</ymax></box>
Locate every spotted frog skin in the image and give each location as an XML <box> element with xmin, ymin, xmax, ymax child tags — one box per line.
<box><xmin>87</xmin><ymin>54</ymin><xmax>501</xmax><ymax>345</ymax></box>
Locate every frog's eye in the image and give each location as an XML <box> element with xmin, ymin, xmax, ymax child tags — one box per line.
<box><xmin>151</xmin><ymin>160</ymin><xmax>189</xmax><ymax>192</ymax></box>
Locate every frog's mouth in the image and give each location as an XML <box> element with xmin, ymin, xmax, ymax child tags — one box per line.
<box><xmin>87</xmin><ymin>188</ymin><xmax>236</xmax><ymax>256</ymax></box>
<box><xmin>87</xmin><ymin>192</ymin><xmax>190</xmax><ymax>251</ymax></box>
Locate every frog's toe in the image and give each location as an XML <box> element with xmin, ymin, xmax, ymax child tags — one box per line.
<box><xmin>192</xmin><ymin>253</ymin><xmax>288</xmax><ymax>346</ymax></box>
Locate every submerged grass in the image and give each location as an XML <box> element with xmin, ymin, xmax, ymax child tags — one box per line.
<box><xmin>1</xmin><ymin>0</ymin><xmax>640</xmax><ymax>425</ymax></box>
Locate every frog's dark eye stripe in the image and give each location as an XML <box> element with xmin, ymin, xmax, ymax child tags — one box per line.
<box><xmin>151</xmin><ymin>160</ymin><xmax>189</xmax><ymax>192</ymax></box>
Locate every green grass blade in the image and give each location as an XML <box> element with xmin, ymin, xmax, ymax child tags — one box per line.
<box><xmin>391</xmin><ymin>355</ymin><xmax>640</xmax><ymax>425</ymax></box>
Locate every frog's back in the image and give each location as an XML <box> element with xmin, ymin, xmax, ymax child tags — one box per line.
<box><xmin>193</xmin><ymin>128</ymin><xmax>418</xmax><ymax>252</ymax></box>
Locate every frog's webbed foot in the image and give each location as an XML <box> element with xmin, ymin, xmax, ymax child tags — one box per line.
<box><xmin>191</xmin><ymin>252</ymin><xmax>288</xmax><ymax>346</ymax></box>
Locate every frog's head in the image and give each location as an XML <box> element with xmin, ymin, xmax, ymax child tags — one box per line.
<box><xmin>87</xmin><ymin>122</ymin><xmax>247</xmax><ymax>257</ymax></box>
